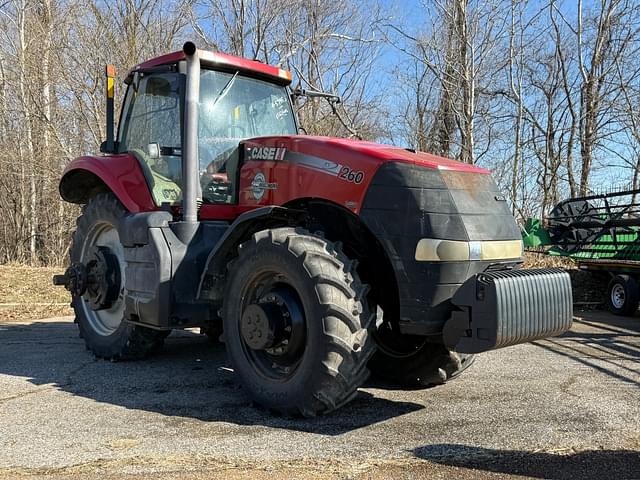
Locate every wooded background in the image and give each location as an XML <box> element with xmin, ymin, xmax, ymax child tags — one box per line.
<box><xmin>1</xmin><ymin>0</ymin><xmax>640</xmax><ymax>265</ymax></box>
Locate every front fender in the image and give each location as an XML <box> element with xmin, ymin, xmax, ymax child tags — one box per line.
<box><xmin>197</xmin><ymin>206</ymin><xmax>306</xmax><ymax>302</ymax></box>
<box><xmin>59</xmin><ymin>154</ymin><xmax>155</xmax><ymax>212</ymax></box>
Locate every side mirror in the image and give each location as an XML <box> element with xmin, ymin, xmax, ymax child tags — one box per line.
<box><xmin>291</xmin><ymin>88</ymin><xmax>341</xmax><ymax>104</ymax></box>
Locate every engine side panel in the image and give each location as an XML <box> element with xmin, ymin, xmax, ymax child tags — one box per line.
<box><xmin>228</xmin><ymin>136</ymin><xmax>489</xmax><ymax>218</ymax></box>
<box><xmin>235</xmin><ymin>139</ymin><xmax>380</xmax><ymax>215</ymax></box>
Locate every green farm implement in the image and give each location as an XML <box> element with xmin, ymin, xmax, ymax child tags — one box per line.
<box><xmin>523</xmin><ymin>187</ymin><xmax>640</xmax><ymax>316</ymax></box>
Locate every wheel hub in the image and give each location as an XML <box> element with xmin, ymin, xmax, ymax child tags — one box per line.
<box><xmin>240</xmin><ymin>303</ymin><xmax>283</xmax><ymax>350</ymax></box>
<box><xmin>240</xmin><ymin>288</ymin><xmax>305</xmax><ymax>356</ymax></box>
<box><xmin>55</xmin><ymin>246</ymin><xmax>121</xmax><ymax>311</ymax></box>
<box><xmin>611</xmin><ymin>284</ymin><xmax>625</xmax><ymax>309</ymax></box>
<box><xmin>85</xmin><ymin>246</ymin><xmax>122</xmax><ymax>310</ymax></box>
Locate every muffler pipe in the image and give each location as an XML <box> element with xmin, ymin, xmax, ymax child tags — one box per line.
<box><xmin>182</xmin><ymin>41</ymin><xmax>200</xmax><ymax>225</ymax></box>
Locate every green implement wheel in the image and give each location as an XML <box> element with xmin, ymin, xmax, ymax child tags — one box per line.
<box><xmin>607</xmin><ymin>275</ymin><xmax>639</xmax><ymax>317</ymax></box>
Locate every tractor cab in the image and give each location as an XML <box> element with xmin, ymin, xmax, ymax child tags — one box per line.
<box><xmin>111</xmin><ymin>50</ymin><xmax>297</xmax><ymax>207</ymax></box>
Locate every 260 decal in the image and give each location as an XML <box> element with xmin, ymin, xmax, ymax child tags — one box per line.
<box><xmin>338</xmin><ymin>166</ymin><xmax>364</xmax><ymax>184</ymax></box>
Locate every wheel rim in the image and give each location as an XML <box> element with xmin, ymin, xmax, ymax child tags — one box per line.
<box><xmin>373</xmin><ymin>321</ymin><xmax>427</xmax><ymax>359</ymax></box>
<box><xmin>80</xmin><ymin>222</ymin><xmax>126</xmax><ymax>336</ymax></box>
<box><xmin>611</xmin><ymin>283</ymin><xmax>626</xmax><ymax>309</ymax></box>
<box><xmin>238</xmin><ymin>271</ymin><xmax>307</xmax><ymax>381</ymax></box>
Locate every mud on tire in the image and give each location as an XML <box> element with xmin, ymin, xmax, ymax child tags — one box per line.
<box><xmin>71</xmin><ymin>193</ymin><xmax>168</xmax><ymax>360</ymax></box>
<box><xmin>222</xmin><ymin>227</ymin><xmax>375</xmax><ymax>416</ymax></box>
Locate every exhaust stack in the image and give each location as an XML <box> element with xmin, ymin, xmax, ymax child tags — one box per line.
<box><xmin>181</xmin><ymin>41</ymin><xmax>200</xmax><ymax>226</ymax></box>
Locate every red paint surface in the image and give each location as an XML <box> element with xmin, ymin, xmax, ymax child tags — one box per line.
<box><xmin>62</xmin><ymin>136</ymin><xmax>489</xmax><ymax>219</ymax></box>
<box><xmin>130</xmin><ymin>50</ymin><xmax>291</xmax><ymax>85</ymax></box>
<box><xmin>62</xmin><ymin>154</ymin><xmax>156</xmax><ymax>213</ymax></box>
<box><xmin>253</xmin><ymin>136</ymin><xmax>490</xmax><ymax>173</ymax></box>
<box><xmin>234</xmin><ymin>136</ymin><xmax>488</xmax><ymax>216</ymax></box>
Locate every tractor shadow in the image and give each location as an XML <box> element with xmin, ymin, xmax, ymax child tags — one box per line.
<box><xmin>0</xmin><ymin>319</ymin><xmax>422</xmax><ymax>434</ymax></box>
<box><xmin>412</xmin><ymin>444</ymin><xmax>640</xmax><ymax>479</ymax></box>
<box><xmin>531</xmin><ymin>310</ymin><xmax>640</xmax><ymax>387</ymax></box>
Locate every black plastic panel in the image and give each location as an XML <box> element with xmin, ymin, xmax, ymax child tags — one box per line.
<box><xmin>361</xmin><ymin>161</ymin><xmax>523</xmax><ymax>335</ymax></box>
<box><xmin>121</xmin><ymin>217</ymin><xmax>228</xmax><ymax>329</ymax></box>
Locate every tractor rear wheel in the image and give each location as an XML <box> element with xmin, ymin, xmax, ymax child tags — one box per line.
<box><xmin>71</xmin><ymin>193</ymin><xmax>168</xmax><ymax>360</ymax></box>
<box><xmin>222</xmin><ymin>228</ymin><xmax>375</xmax><ymax>416</ymax></box>
<box><xmin>368</xmin><ymin>323</ymin><xmax>475</xmax><ymax>387</ymax></box>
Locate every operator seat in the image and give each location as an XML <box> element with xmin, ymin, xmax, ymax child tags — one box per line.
<box><xmin>129</xmin><ymin>148</ymin><xmax>181</xmax><ymax>204</ymax></box>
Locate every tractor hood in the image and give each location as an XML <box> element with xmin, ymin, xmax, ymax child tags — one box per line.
<box><xmin>242</xmin><ymin>135</ymin><xmax>489</xmax><ymax>174</ymax></box>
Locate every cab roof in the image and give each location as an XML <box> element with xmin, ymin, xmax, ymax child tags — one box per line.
<box><xmin>129</xmin><ymin>49</ymin><xmax>292</xmax><ymax>86</ymax></box>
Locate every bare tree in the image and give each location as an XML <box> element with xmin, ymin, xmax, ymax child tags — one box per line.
<box><xmin>575</xmin><ymin>0</ymin><xmax>640</xmax><ymax>195</ymax></box>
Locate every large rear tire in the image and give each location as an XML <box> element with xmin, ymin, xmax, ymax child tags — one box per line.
<box><xmin>71</xmin><ymin>193</ymin><xmax>168</xmax><ymax>360</ymax></box>
<box><xmin>222</xmin><ymin>228</ymin><xmax>375</xmax><ymax>416</ymax></box>
<box><xmin>368</xmin><ymin>323</ymin><xmax>475</xmax><ymax>387</ymax></box>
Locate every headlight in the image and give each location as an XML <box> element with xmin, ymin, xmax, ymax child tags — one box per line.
<box><xmin>415</xmin><ymin>239</ymin><xmax>523</xmax><ymax>262</ymax></box>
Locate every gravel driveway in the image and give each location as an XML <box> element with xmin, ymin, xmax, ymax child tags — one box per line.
<box><xmin>0</xmin><ymin>310</ymin><xmax>638</xmax><ymax>479</ymax></box>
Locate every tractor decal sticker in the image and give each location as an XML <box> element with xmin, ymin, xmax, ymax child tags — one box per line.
<box><xmin>337</xmin><ymin>166</ymin><xmax>365</xmax><ymax>184</ymax></box>
<box><xmin>245</xmin><ymin>147</ymin><xmax>366</xmax><ymax>184</ymax></box>
<box><xmin>251</xmin><ymin>172</ymin><xmax>278</xmax><ymax>200</ymax></box>
<box><xmin>247</xmin><ymin>146</ymin><xmax>287</xmax><ymax>161</ymax></box>
<box><xmin>285</xmin><ymin>152</ymin><xmax>365</xmax><ymax>184</ymax></box>
<box><xmin>285</xmin><ymin>151</ymin><xmax>341</xmax><ymax>176</ymax></box>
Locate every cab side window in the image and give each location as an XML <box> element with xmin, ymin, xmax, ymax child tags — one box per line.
<box><xmin>119</xmin><ymin>73</ymin><xmax>182</xmax><ymax>205</ymax></box>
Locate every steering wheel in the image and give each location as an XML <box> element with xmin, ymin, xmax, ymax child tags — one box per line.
<box><xmin>228</xmin><ymin>125</ymin><xmax>245</xmax><ymax>137</ymax></box>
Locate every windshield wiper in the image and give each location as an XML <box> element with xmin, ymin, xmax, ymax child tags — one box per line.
<box><xmin>209</xmin><ymin>71</ymin><xmax>239</xmax><ymax>110</ymax></box>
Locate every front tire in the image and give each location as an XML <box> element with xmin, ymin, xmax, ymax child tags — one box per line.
<box><xmin>368</xmin><ymin>323</ymin><xmax>475</xmax><ymax>387</ymax></box>
<box><xmin>71</xmin><ymin>193</ymin><xmax>168</xmax><ymax>360</ymax></box>
<box><xmin>222</xmin><ymin>228</ymin><xmax>375</xmax><ymax>416</ymax></box>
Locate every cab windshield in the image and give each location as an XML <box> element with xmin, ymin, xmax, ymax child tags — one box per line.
<box><xmin>118</xmin><ymin>68</ymin><xmax>296</xmax><ymax>206</ymax></box>
<box><xmin>198</xmin><ymin>70</ymin><xmax>297</xmax><ymax>204</ymax></box>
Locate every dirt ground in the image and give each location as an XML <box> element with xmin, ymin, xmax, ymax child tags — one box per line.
<box><xmin>0</xmin><ymin>309</ymin><xmax>638</xmax><ymax>479</ymax></box>
<box><xmin>0</xmin><ymin>265</ymin><xmax>72</xmax><ymax>321</ymax></box>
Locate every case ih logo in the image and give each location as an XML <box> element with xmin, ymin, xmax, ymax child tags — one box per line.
<box><xmin>251</xmin><ymin>172</ymin><xmax>278</xmax><ymax>200</ymax></box>
<box><xmin>247</xmin><ymin>146</ymin><xmax>287</xmax><ymax>161</ymax></box>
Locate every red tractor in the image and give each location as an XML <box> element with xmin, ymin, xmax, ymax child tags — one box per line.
<box><xmin>54</xmin><ymin>43</ymin><xmax>573</xmax><ymax>416</ymax></box>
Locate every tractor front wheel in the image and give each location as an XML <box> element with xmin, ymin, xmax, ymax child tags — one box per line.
<box><xmin>368</xmin><ymin>323</ymin><xmax>475</xmax><ymax>387</ymax></box>
<box><xmin>70</xmin><ymin>193</ymin><xmax>168</xmax><ymax>360</ymax></box>
<box><xmin>222</xmin><ymin>228</ymin><xmax>375</xmax><ymax>416</ymax></box>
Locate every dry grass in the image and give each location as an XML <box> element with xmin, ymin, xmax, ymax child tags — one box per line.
<box><xmin>0</xmin><ymin>264</ymin><xmax>73</xmax><ymax>322</ymax></box>
<box><xmin>523</xmin><ymin>251</ymin><xmax>575</xmax><ymax>269</ymax></box>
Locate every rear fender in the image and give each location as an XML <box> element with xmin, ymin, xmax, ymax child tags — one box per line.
<box><xmin>197</xmin><ymin>206</ymin><xmax>306</xmax><ymax>303</ymax></box>
<box><xmin>59</xmin><ymin>154</ymin><xmax>156</xmax><ymax>212</ymax></box>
